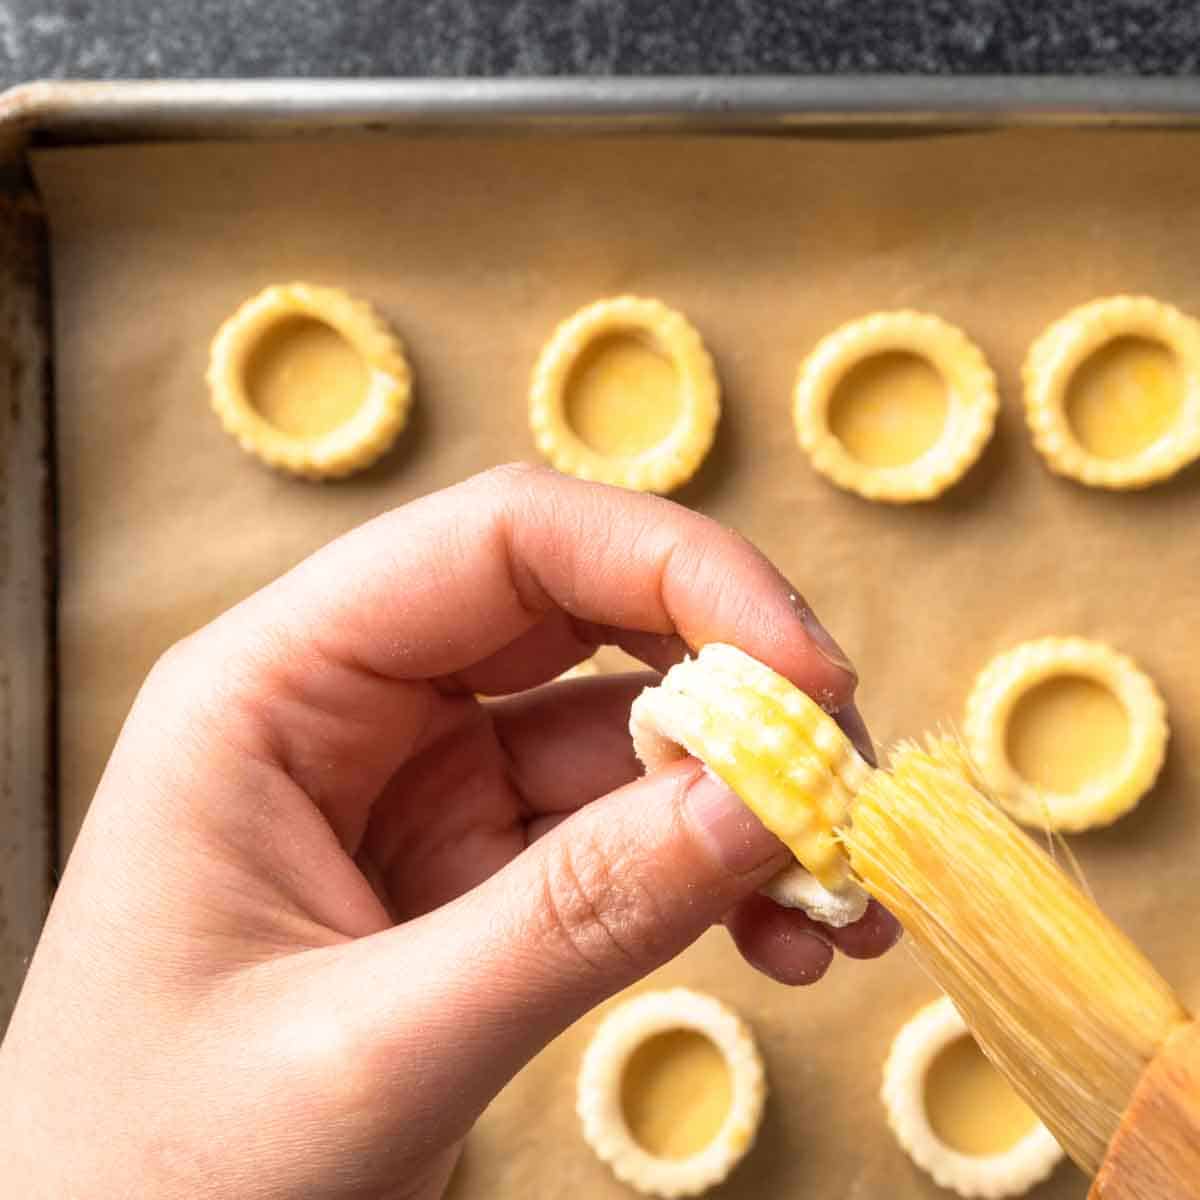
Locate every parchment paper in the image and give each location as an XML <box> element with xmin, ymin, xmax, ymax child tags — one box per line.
<box><xmin>34</xmin><ymin>130</ymin><xmax>1200</xmax><ymax>1199</ymax></box>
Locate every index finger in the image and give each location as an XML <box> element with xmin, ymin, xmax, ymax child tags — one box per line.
<box><xmin>224</xmin><ymin>462</ymin><xmax>858</xmax><ymax>708</ymax></box>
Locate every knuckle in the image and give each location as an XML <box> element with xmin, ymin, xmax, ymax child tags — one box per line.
<box><xmin>147</xmin><ymin>631</ymin><xmax>200</xmax><ymax>684</ymax></box>
<box><xmin>476</xmin><ymin>459</ymin><xmax>550</xmax><ymax>494</ymax></box>
<box><xmin>138</xmin><ymin>633</ymin><xmax>208</xmax><ymax>717</ymax></box>
<box><xmin>135</xmin><ymin>629</ymin><xmax>245</xmax><ymax>756</ymax></box>
<box><xmin>536</xmin><ymin>835</ymin><xmax>668</xmax><ymax>979</ymax></box>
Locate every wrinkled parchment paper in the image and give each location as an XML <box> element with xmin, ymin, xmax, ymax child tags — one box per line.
<box><xmin>34</xmin><ymin>130</ymin><xmax>1200</xmax><ymax>1198</ymax></box>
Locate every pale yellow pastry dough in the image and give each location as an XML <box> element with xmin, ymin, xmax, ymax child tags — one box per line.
<box><xmin>882</xmin><ymin>996</ymin><xmax>1062</xmax><ymax>1198</ymax></box>
<box><xmin>556</xmin><ymin>658</ymin><xmax>601</xmax><ymax>681</ymax></box>
<box><xmin>208</xmin><ymin>282</ymin><xmax>411</xmax><ymax>479</ymax></box>
<box><xmin>757</xmin><ymin>860</ymin><xmax>869</xmax><ymax>927</ymax></box>
<box><xmin>529</xmin><ymin>296</ymin><xmax>720</xmax><ymax>493</ymax></box>
<box><xmin>964</xmin><ymin>637</ymin><xmax>1167</xmax><ymax>831</ymax></box>
<box><xmin>577</xmin><ymin>988</ymin><xmax>765</xmax><ymax>1198</ymax></box>
<box><xmin>794</xmin><ymin>311</ymin><xmax>998</xmax><ymax>503</ymax></box>
<box><xmin>630</xmin><ymin>643</ymin><xmax>872</xmax><ymax>924</ymax></box>
<box><xmin>1023</xmin><ymin>295</ymin><xmax>1200</xmax><ymax>489</ymax></box>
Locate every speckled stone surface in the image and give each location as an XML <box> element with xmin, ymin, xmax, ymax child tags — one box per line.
<box><xmin>0</xmin><ymin>0</ymin><xmax>1197</xmax><ymax>89</ymax></box>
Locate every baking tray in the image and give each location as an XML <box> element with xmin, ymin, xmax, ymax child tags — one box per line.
<box><xmin>5</xmin><ymin>73</ymin><xmax>1200</xmax><ymax>1035</ymax></box>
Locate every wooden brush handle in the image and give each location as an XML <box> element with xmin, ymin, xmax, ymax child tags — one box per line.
<box><xmin>1090</xmin><ymin>1019</ymin><xmax>1200</xmax><ymax>1199</ymax></box>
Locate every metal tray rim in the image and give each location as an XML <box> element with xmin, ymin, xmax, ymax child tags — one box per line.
<box><xmin>7</xmin><ymin>68</ymin><xmax>1200</xmax><ymax>1029</ymax></box>
<box><xmin>7</xmin><ymin>75</ymin><xmax>1200</xmax><ymax>147</ymax></box>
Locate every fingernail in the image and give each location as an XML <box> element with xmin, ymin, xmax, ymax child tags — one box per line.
<box><xmin>798</xmin><ymin>605</ymin><xmax>857</xmax><ymax>679</ymax></box>
<box><xmin>834</xmin><ymin>701</ymin><xmax>877</xmax><ymax>768</ymax></box>
<box><xmin>684</xmin><ymin>770</ymin><xmax>788</xmax><ymax>876</ymax></box>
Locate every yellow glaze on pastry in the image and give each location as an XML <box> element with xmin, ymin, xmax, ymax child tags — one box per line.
<box><xmin>1064</xmin><ymin>336</ymin><xmax>1183</xmax><ymax>461</ymax></box>
<box><xmin>794</xmin><ymin>311</ymin><xmax>997</xmax><ymax>503</ymax></box>
<box><xmin>209</xmin><ymin>283</ymin><xmax>411</xmax><ymax>479</ymax></box>
<box><xmin>882</xmin><ymin>996</ymin><xmax>1063</xmax><ymax>1198</ymax></box>
<box><xmin>530</xmin><ymin>296</ymin><xmax>720</xmax><ymax>494</ymax></box>
<box><xmin>621</xmin><ymin>1030</ymin><xmax>732</xmax><ymax>1160</ymax></box>
<box><xmin>629</xmin><ymin>644</ymin><xmax>873</xmax><ymax>900</ymax></box>
<box><xmin>1024</xmin><ymin>296</ymin><xmax>1200</xmax><ymax>488</ymax></box>
<box><xmin>964</xmin><ymin>637</ymin><xmax>1167</xmax><ymax>832</ymax></box>
<box><xmin>924</xmin><ymin>1034</ymin><xmax>1038</xmax><ymax>1157</ymax></box>
<box><xmin>577</xmin><ymin>988</ymin><xmax>765</xmax><ymax>1198</ymax></box>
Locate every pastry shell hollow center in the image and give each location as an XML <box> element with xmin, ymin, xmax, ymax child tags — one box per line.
<box><xmin>577</xmin><ymin>988</ymin><xmax>765</xmax><ymax>1198</ymax></box>
<box><xmin>1005</xmin><ymin>674</ymin><xmax>1129</xmax><ymax>795</ymax></box>
<box><xmin>621</xmin><ymin>1028</ymin><xmax>732</xmax><ymax>1160</ymax></box>
<box><xmin>530</xmin><ymin>296</ymin><xmax>720</xmax><ymax>494</ymax></box>
<box><xmin>924</xmin><ymin>1032</ymin><xmax>1038</xmax><ymax>1156</ymax></box>
<box><xmin>1064</xmin><ymin>335</ymin><xmax>1182</xmax><ymax>460</ymax></box>
<box><xmin>1023</xmin><ymin>295</ymin><xmax>1200</xmax><ymax>489</ymax></box>
<box><xmin>828</xmin><ymin>349</ymin><xmax>949</xmax><ymax>468</ymax></box>
<box><xmin>244</xmin><ymin>315</ymin><xmax>369</xmax><ymax>439</ymax></box>
<box><xmin>794</xmin><ymin>311</ymin><xmax>998</xmax><ymax>504</ymax></box>
<box><xmin>964</xmin><ymin>636</ymin><xmax>1168</xmax><ymax>832</ymax></box>
<box><xmin>208</xmin><ymin>282</ymin><xmax>412</xmax><ymax>480</ymax></box>
<box><xmin>565</xmin><ymin>331</ymin><xmax>684</xmax><ymax>457</ymax></box>
<box><xmin>882</xmin><ymin>995</ymin><xmax>1063</xmax><ymax>1199</ymax></box>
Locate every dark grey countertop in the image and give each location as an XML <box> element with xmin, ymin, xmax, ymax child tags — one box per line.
<box><xmin>0</xmin><ymin>1</ymin><xmax>1197</xmax><ymax>89</ymax></box>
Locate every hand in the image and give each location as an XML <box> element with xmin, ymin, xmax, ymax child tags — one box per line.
<box><xmin>0</xmin><ymin>464</ymin><xmax>897</xmax><ymax>1199</ymax></box>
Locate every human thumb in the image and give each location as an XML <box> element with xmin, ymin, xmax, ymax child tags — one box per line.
<box><xmin>335</xmin><ymin>759</ymin><xmax>788</xmax><ymax>1143</ymax></box>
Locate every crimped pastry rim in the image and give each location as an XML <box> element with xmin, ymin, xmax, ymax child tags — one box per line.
<box><xmin>577</xmin><ymin>988</ymin><xmax>766</xmax><ymax>1198</ymax></box>
<box><xmin>1022</xmin><ymin>295</ymin><xmax>1200</xmax><ymax>490</ymax></box>
<box><xmin>793</xmin><ymin>310</ymin><xmax>998</xmax><ymax>504</ymax></box>
<box><xmin>628</xmin><ymin>642</ymin><xmax>874</xmax><ymax>903</ymax></box>
<box><xmin>963</xmin><ymin>636</ymin><xmax>1168</xmax><ymax>832</ymax></box>
<box><xmin>529</xmin><ymin>295</ymin><xmax>720</xmax><ymax>494</ymax></box>
<box><xmin>208</xmin><ymin>282</ymin><xmax>412</xmax><ymax>480</ymax></box>
<box><xmin>882</xmin><ymin>996</ymin><xmax>1063</xmax><ymax>1199</ymax></box>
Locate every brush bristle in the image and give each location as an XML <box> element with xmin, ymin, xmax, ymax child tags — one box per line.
<box><xmin>842</xmin><ymin>734</ymin><xmax>1189</xmax><ymax>1174</ymax></box>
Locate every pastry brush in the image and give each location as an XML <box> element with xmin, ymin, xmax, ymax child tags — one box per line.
<box><xmin>843</xmin><ymin>735</ymin><xmax>1198</xmax><ymax>1200</ymax></box>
